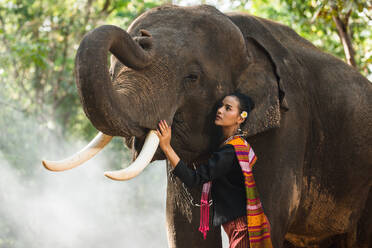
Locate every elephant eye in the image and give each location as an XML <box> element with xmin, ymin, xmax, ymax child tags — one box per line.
<box><xmin>184</xmin><ymin>74</ymin><xmax>199</xmax><ymax>83</ymax></box>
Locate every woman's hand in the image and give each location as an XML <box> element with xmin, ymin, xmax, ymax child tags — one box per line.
<box><xmin>155</xmin><ymin>120</ymin><xmax>180</xmax><ymax>168</ymax></box>
<box><xmin>156</xmin><ymin>120</ymin><xmax>172</xmax><ymax>151</ymax></box>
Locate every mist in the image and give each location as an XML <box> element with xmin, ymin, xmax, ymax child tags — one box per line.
<box><xmin>0</xmin><ymin>125</ymin><xmax>168</xmax><ymax>248</ymax></box>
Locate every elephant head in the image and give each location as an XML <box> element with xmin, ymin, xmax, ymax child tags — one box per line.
<box><xmin>42</xmin><ymin>5</ymin><xmax>288</xmax><ymax>181</ymax></box>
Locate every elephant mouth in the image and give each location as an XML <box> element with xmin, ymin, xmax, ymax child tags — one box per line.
<box><xmin>125</xmin><ymin>134</ymin><xmax>154</xmax><ymax>161</ymax></box>
<box><xmin>127</xmin><ymin>111</ymin><xmax>183</xmax><ymax>161</ymax></box>
<box><xmin>123</xmin><ymin>127</ymin><xmax>166</xmax><ymax>162</ymax></box>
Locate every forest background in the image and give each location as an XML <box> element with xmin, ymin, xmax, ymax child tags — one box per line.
<box><xmin>0</xmin><ymin>0</ymin><xmax>371</xmax><ymax>247</ymax></box>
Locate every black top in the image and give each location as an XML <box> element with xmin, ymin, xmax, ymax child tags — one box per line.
<box><xmin>172</xmin><ymin>144</ymin><xmax>247</xmax><ymax>226</ymax></box>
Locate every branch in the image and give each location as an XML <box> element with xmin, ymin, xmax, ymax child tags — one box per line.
<box><xmin>0</xmin><ymin>100</ymin><xmax>28</xmax><ymax>113</ymax></box>
<box><xmin>364</xmin><ymin>11</ymin><xmax>372</xmax><ymax>20</ymax></box>
<box><xmin>331</xmin><ymin>10</ymin><xmax>357</xmax><ymax>67</ymax></box>
<box><xmin>311</xmin><ymin>3</ymin><xmax>324</xmax><ymax>24</ymax></box>
<box><xmin>16</xmin><ymin>70</ymin><xmax>34</xmax><ymax>100</ymax></box>
<box><xmin>83</xmin><ymin>0</ymin><xmax>94</xmax><ymax>28</ymax></box>
<box><xmin>78</xmin><ymin>0</ymin><xmax>96</xmax><ymax>38</ymax></box>
<box><xmin>101</xmin><ymin>0</ymin><xmax>111</xmax><ymax>13</ymax></box>
<box><xmin>52</xmin><ymin>93</ymin><xmax>69</xmax><ymax>110</ymax></box>
<box><xmin>53</xmin><ymin>19</ymin><xmax>72</xmax><ymax>109</ymax></box>
<box><xmin>344</xmin><ymin>9</ymin><xmax>352</xmax><ymax>26</ymax></box>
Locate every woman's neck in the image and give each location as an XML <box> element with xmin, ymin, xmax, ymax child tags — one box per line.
<box><xmin>222</xmin><ymin>125</ymin><xmax>239</xmax><ymax>139</ymax></box>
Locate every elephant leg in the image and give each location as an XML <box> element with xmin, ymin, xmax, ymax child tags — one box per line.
<box><xmin>334</xmin><ymin>233</ymin><xmax>355</xmax><ymax>248</ymax></box>
<box><xmin>355</xmin><ymin>187</ymin><xmax>372</xmax><ymax>248</ymax></box>
<box><xmin>254</xmin><ymin>162</ymin><xmax>296</xmax><ymax>248</ymax></box>
<box><xmin>328</xmin><ymin>187</ymin><xmax>372</xmax><ymax>248</ymax></box>
<box><xmin>165</xmin><ymin>161</ymin><xmax>222</xmax><ymax>248</ymax></box>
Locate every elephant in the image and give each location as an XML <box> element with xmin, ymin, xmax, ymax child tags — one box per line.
<box><xmin>42</xmin><ymin>4</ymin><xmax>372</xmax><ymax>248</ymax></box>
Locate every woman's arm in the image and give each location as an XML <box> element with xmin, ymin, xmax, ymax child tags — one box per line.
<box><xmin>162</xmin><ymin>145</ymin><xmax>180</xmax><ymax>168</ymax></box>
<box><xmin>156</xmin><ymin>120</ymin><xmax>237</xmax><ymax>188</ymax></box>
<box><xmin>173</xmin><ymin>145</ymin><xmax>236</xmax><ymax>188</ymax></box>
<box><xmin>155</xmin><ymin>120</ymin><xmax>180</xmax><ymax>168</ymax></box>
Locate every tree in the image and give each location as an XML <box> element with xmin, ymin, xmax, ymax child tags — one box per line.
<box><xmin>236</xmin><ymin>0</ymin><xmax>371</xmax><ymax>78</ymax></box>
<box><xmin>283</xmin><ymin>0</ymin><xmax>371</xmax><ymax>70</ymax></box>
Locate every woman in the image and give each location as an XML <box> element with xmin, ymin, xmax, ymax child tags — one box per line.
<box><xmin>156</xmin><ymin>92</ymin><xmax>273</xmax><ymax>248</ymax></box>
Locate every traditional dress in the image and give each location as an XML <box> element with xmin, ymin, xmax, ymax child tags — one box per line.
<box><xmin>222</xmin><ymin>215</ymin><xmax>250</xmax><ymax>247</ymax></box>
<box><xmin>172</xmin><ymin>135</ymin><xmax>273</xmax><ymax>248</ymax></box>
<box><xmin>225</xmin><ymin>136</ymin><xmax>273</xmax><ymax>248</ymax></box>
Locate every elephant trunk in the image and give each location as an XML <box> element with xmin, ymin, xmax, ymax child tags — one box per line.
<box><xmin>75</xmin><ymin>25</ymin><xmax>153</xmax><ymax>136</ymax></box>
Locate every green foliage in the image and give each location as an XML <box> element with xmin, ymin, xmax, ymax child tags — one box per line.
<box><xmin>282</xmin><ymin>0</ymin><xmax>371</xmax><ymax>75</ymax></box>
<box><xmin>231</xmin><ymin>0</ymin><xmax>371</xmax><ymax>78</ymax></box>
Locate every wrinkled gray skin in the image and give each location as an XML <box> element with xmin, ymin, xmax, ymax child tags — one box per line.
<box><xmin>74</xmin><ymin>5</ymin><xmax>372</xmax><ymax>248</ymax></box>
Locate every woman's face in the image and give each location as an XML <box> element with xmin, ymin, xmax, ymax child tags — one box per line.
<box><xmin>214</xmin><ymin>96</ymin><xmax>244</xmax><ymax>127</ymax></box>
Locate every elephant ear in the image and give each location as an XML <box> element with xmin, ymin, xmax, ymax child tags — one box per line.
<box><xmin>228</xmin><ymin>13</ymin><xmax>295</xmax><ymax>136</ymax></box>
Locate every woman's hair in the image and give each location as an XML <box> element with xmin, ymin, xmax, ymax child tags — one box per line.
<box><xmin>226</xmin><ymin>91</ymin><xmax>255</xmax><ymax>125</ymax></box>
<box><xmin>210</xmin><ymin>91</ymin><xmax>255</xmax><ymax>149</ymax></box>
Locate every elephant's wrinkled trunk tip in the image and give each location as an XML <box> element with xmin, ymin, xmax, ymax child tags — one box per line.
<box><xmin>75</xmin><ymin>25</ymin><xmax>153</xmax><ymax>134</ymax></box>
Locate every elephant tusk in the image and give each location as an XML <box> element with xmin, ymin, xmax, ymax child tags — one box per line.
<box><xmin>42</xmin><ymin>132</ymin><xmax>113</xmax><ymax>171</ymax></box>
<box><xmin>104</xmin><ymin>130</ymin><xmax>159</xmax><ymax>181</ymax></box>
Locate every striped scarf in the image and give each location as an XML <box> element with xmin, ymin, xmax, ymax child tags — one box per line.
<box><xmin>198</xmin><ymin>136</ymin><xmax>273</xmax><ymax>248</ymax></box>
<box><xmin>227</xmin><ymin>136</ymin><xmax>273</xmax><ymax>248</ymax></box>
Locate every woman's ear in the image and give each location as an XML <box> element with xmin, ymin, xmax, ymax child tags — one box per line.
<box><xmin>236</xmin><ymin>37</ymin><xmax>288</xmax><ymax>137</ymax></box>
<box><xmin>237</xmin><ymin>115</ymin><xmax>245</xmax><ymax>125</ymax></box>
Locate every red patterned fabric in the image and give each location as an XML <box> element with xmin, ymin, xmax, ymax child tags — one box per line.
<box><xmin>222</xmin><ymin>215</ymin><xmax>250</xmax><ymax>248</ymax></box>
<box><xmin>199</xmin><ymin>181</ymin><xmax>211</xmax><ymax>239</ymax></box>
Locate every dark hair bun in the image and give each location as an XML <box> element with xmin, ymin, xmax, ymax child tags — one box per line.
<box><xmin>228</xmin><ymin>91</ymin><xmax>254</xmax><ymax>112</ymax></box>
<box><xmin>227</xmin><ymin>91</ymin><xmax>255</xmax><ymax>125</ymax></box>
